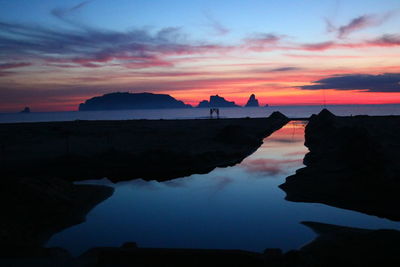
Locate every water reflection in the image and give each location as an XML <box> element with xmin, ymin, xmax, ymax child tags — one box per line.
<box><xmin>47</xmin><ymin>121</ymin><xmax>400</xmax><ymax>256</ymax></box>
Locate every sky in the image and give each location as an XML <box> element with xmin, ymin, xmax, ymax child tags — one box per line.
<box><xmin>0</xmin><ymin>0</ymin><xmax>400</xmax><ymax>111</ymax></box>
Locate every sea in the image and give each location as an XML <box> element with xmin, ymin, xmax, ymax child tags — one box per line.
<box><xmin>1</xmin><ymin>104</ymin><xmax>400</xmax><ymax>123</ymax></box>
<box><xmin>4</xmin><ymin>104</ymin><xmax>400</xmax><ymax>255</ymax></box>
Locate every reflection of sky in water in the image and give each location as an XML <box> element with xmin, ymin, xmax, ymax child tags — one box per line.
<box><xmin>47</xmin><ymin>121</ymin><xmax>400</xmax><ymax>256</ymax></box>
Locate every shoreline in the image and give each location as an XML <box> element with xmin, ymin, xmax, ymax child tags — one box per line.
<box><xmin>1</xmin><ymin>102</ymin><xmax>400</xmax><ymax>115</ymax></box>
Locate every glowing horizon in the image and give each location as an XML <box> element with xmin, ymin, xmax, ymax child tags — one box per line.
<box><xmin>1</xmin><ymin>0</ymin><xmax>400</xmax><ymax>112</ymax></box>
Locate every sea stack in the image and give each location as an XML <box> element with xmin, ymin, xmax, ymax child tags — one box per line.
<box><xmin>245</xmin><ymin>94</ymin><xmax>259</xmax><ymax>107</ymax></box>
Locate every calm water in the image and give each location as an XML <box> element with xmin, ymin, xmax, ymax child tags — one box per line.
<box><xmin>1</xmin><ymin>104</ymin><xmax>400</xmax><ymax>123</ymax></box>
<box><xmin>47</xmin><ymin>122</ymin><xmax>400</xmax><ymax>256</ymax></box>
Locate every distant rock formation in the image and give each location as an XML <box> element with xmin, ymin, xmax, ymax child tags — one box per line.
<box><xmin>197</xmin><ymin>95</ymin><xmax>239</xmax><ymax>108</ymax></box>
<box><xmin>197</xmin><ymin>100</ymin><xmax>210</xmax><ymax>108</ymax></box>
<box><xmin>20</xmin><ymin>107</ymin><xmax>30</xmax><ymax>113</ymax></box>
<box><xmin>79</xmin><ymin>92</ymin><xmax>191</xmax><ymax>111</ymax></box>
<box><xmin>245</xmin><ymin>94</ymin><xmax>259</xmax><ymax>107</ymax></box>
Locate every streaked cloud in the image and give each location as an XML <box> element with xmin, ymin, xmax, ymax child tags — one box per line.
<box><xmin>326</xmin><ymin>11</ymin><xmax>396</xmax><ymax>38</ymax></box>
<box><xmin>0</xmin><ymin>62</ymin><xmax>31</xmax><ymax>70</ymax></box>
<box><xmin>204</xmin><ymin>11</ymin><xmax>230</xmax><ymax>36</ymax></box>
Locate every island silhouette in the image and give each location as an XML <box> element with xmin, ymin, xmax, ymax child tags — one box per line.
<box><xmin>79</xmin><ymin>92</ymin><xmax>192</xmax><ymax>111</ymax></box>
<box><xmin>79</xmin><ymin>92</ymin><xmax>263</xmax><ymax>111</ymax></box>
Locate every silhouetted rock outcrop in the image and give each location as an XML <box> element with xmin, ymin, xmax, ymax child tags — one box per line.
<box><xmin>197</xmin><ymin>95</ymin><xmax>239</xmax><ymax>108</ymax></box>
<box><xmin>20</xmin><ymin>107</ymin><xmax>30</xmax><ymax>113</ymax></box>
<box><xmin>280</xmin><ymin>109</ymin><xmax>400</xmax><ymax>220</ymax></box>
<box><xmin>245</xmin><ymin>94</ymin><xmax>259</xmax><ymax>107</ymax></box>
<box><xmin>0</xmin><ymin>114</ymin><xmax>289</xmax><ymax>182</ymax></box>
<box><xmin>79</xmin><ymin>92</ymin><xmax>191</xmax><ymax>111</ymax></box>
<box><xmin>0</xmin><ymin>177</ymin><xmax>113</xmax><ymax>247</ymax></box>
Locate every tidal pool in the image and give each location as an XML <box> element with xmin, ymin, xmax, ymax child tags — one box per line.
<box><xmin>47</xmin><ymin>121</ymin><xmax>400</xmax><ymax>255</ymax></box>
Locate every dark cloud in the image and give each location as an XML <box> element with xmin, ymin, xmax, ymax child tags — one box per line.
<box><xmin>369</xmin><ymin>34</ymin><xmax>400</xmax><ymax>46</ymax></box>
<box><xmin>300</xmin><ymin>73</ymin><xmax>400</xmax><ymax>92</ymax></box>
<box><xmin>250</xmin><ymin>66</ymin><xmax>302</xmax><ymax>73</ymax></box>
<box><xmin>51</xmin><ymin>0</ymin><xmax>93</xmax><ymax>25</ymax></box>
<box><xmin>338</xmin><ymin>15</ymin><xmax>375</xmax><ymax>38</ymax></box>
<box><xmin>327</xmin><ymin>12</ymin><xmax>395</xmax><ymax>38</ymax></box>
<box><xmin>243</xmin><ymin>33</ymin><xmax>283</xmax><ymax>51</ymax></box>
<box><xmin>269</xmin><ymin>67</ymin><xmax>301</xmax><ymax>72</ymax></box>
<box><xmin>0</xmin><ymin>62</ymin><xmax>31</xmax><ymax>69</ymax></box>
<box><xmin>300</xmin><ymin>41</ymin><xmax>335</xmax><ymax>51</ymax></box>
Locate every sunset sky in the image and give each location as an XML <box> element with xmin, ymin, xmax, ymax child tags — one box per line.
<box><xmin>1</xmin><ymin>0</ymin><xmax>400</xmax><ymax>112</ymax></box>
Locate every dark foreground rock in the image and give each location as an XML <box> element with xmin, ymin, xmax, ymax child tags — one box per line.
<box><xmin>0</xmin><ymin>112</ymin><xmax>289</xmax><ymax>182</ymax></box>
<box><xmin>280</xmin><ymin>109</ymin><xmax>400</xmax><ymax>220</ymax></box>
<box><xmin>295</xmin><ymin>222</ymin><xmax>400</xmax><ymax>267</ymax></box>
<box><xmin>0</xmin><ymin>177</ymin><xmax>114</xmax><ymax>247</ymax></box>
<box><xmin>7</xmin><ymin>222</ymin><xmax>400</xmax><ymax>267</ymax></box>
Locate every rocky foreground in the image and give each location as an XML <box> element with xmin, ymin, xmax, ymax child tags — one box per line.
<box><xmin>280</xmin><ymin>109</ymin><xmax>400</xmax><ymax>220</ymax></box>
<box><xmin>0</xmin><ymin>112</ymin><xmax>289</xmax><ymax>182</ymax></box>
<box><xmin>4</xmin><ymin>222</ymin><xmax>400</xmax><ymax>266</ymax></box>
<box><xmin>0</xmin><ymin>113</ymin><xmax>289</xmax><ymax>265</ymax></box>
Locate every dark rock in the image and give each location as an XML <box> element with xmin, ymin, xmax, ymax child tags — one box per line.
<box><xmin>197</xmin><ymin>100</ymin><xmax>210</xmax><ymax>108</ymax></box>
<box><xmin>0</xmin><ymin>177</ymin><xmax>114</xmax><ymax>247</ymax></box>
<box><xmin>79</xmin><ymin>92</ymin><xmax>191</xmax><ymax>111</ymax></box>
<box><xmin>197</xmin><ymin>95</ymin><xmax>239</xmax><ymax>108</ymax></box>
<box><xmin>0</xmin><ymin>115</ymin><xmax>289</xmax><ymax>182</ymax></box>
<box><xmin>298</xmin><ymin>222</ymin><xmax>400</xmax><ymax>267</ymax></box>
<box><xmin>20</xmin><ymin>107</ymin><xmax>30</xmax><ymax>113</ymax></box>
<box><xmin>280</xmin><ymin>109</ymin><xmax>400</xmax><ymax>220</ymax></box>
<box><xmin>121</xmin><ymin>242</ymin><xmax>138</xmax><ymax>249</ymax></box>
<box><xmin>80</xmin><ymin>247</ymin><xmax>265</xmax><ymax>267</ymax></box>
<box><xmin>263</xmin><ymin>248</ymin><xmax>283</xmax><ymax>263</ymax></box>
<box><xmin>245</xmin><ymin>94</ymin><xmax>259</xmax><ymax>107</ymax></box>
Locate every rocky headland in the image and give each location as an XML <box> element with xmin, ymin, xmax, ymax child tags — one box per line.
<box><xmin>280</xmin><ymin>109</ymin><xmax>400</xmax><ymax>220</ymax></box>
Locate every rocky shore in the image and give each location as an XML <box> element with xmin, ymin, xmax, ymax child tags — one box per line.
<box><xmin>4</xmin><ymin>110</ymin><xmax>400</xmax><ymax>266</ymax></box>
<box><xmin>0</xmin><ymin>112</ymin><xmax>289</xmax><ymax>182</ymax></box>
<box><xmin>0</xmin><ymin>177</ymin><xmax>113</xmax><ymax>248</ymax></box>
<box><xmin>4</xmin><ymin>221</ymin><xmax>400</xmax><ymax>266</ymax></box>
<box><xmin>0</xmin><ymin>112</ymin><xmax>289</xmax><ymax>265</ymax></box>
<box><xmin>280</xmin><ymin>109</ymin><xmax>400</xmax><ymax>220</ymax></box>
